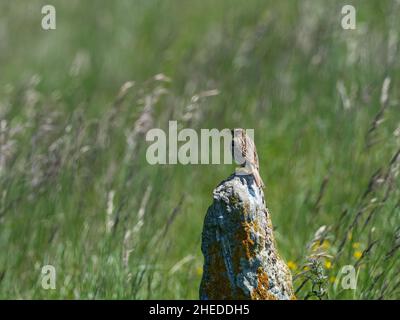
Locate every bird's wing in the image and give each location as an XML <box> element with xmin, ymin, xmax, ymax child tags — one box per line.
<box><xmin>253</xmin><ymin>142</ymin><xmax>260</xmax><ymax>170</ymax></box>
<box><xmin>244</xmin><ymin>134</ymin><xmax>259</xmax><ymax>170</ymax></box>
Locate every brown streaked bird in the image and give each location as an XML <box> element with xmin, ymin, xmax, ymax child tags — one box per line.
<box><xmin>231</xmin><ymin>128</ymin><xmax>265</xmax><ymax>189</ymax></box>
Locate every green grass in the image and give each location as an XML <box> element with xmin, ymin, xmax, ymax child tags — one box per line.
<box><xmin>0</xmin><ymin>0</ymin><xmax>399</xmax><ymax>299</ymax></box>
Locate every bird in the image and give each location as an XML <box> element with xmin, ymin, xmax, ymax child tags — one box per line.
<box><xmin>231</xmin><ymin>128</ymin><xmax>265</xmax><ymax>189</ymax></box>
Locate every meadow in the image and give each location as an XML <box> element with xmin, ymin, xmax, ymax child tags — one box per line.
<box><xmin>0</xmin><ymin>0</ymin><xmax>399</xmax><ymax>299</ymax></box>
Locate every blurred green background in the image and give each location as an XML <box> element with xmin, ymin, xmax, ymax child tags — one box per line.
<box><xmin>0</xmin><ymin>0</ymin><xmax>399</xmax><ymax>299</ymax></box>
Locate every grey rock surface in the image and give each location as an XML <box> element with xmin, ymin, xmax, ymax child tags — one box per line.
<box><xmin>199</xmin><ymin>174</ymin><xmax>295</xmax><ymax>300</ymax></box>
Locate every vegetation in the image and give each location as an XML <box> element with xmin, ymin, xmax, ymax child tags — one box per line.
<box><xmin>0</xmin><ymin>0</ymin><xmax>399</xmax><ymax>299</ymax></box>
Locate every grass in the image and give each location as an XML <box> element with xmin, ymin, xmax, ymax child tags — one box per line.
<box><xmin>0</xmin><ymin>0</ymin><xmax>399</xmax><ymax>299</ymax></box>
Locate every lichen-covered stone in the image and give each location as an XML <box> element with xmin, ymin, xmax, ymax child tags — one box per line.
<box><xmin>199</xmin><ymin>174</ymin><xmax>295</xmax><ymax>300</ymax></box>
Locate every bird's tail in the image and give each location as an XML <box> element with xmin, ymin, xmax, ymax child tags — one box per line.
<box><xmin>253</xmin><ymin>168</ymin><xmax>265</xmax><ymax>189</ymax></box>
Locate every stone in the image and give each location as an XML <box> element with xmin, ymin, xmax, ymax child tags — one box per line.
<box><xmin>199</xmin><ymin>173</ymin><xmax>295</xmax><ymax>300</ymax></box>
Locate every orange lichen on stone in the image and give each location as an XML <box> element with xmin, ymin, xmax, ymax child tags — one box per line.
<box><xmin>251</xmin><ymin>267</ymin><xmax>278</xmax><ymax>300</ymax></box>
<box><xmin>230</xmin><ymin>219</ymin><xmax>258</xmax><ymax>277</ymax></box>
<box><xmin>241</xmin><ymin>221</ymin><xmax>256</xmax><ymax>260</ymax></box>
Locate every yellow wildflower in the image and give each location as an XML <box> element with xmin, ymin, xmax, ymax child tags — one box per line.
<box><xmin>324</xmin><ymin>260</ymin><xmax>332</xmax><ymax>269</ymax></box>
<box><xmin>354</xmin><ymin>251</ymin><xmax>363</xmax><ymax>259</ymax></box>
<box><xmin>329</xmin><ymin>276</ymin><xmax>336</xmax><ymax>284</ymax></box>
<box><xmin>311</xmin><ymin>239</ymin><xmax>330</xmax><ymax>251</ymax></box>
<box><xmin>287</xmin><ymin>261</ymin><xmax>298</xmax><ymax>271</ymax></box>
<box><xmin>322</xmin><ymin>240</ymin><xmax>330</xmax><ymax>250</ymax></box>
